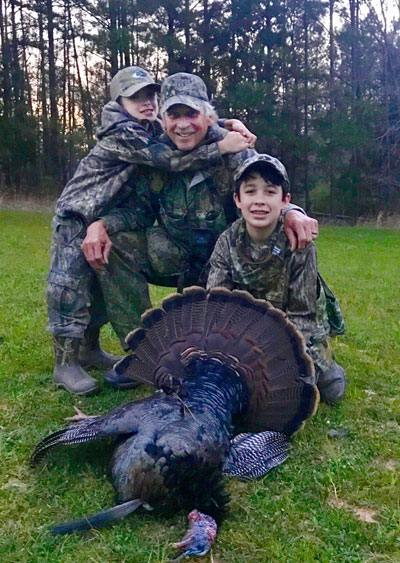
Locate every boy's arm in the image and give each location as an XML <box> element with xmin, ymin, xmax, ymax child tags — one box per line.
<box><xmin>206</xmin><ymin>235</ymin><xmax>235</xmax><ymax>290</ymax></box>
<box><xmin>286</xmin><ymin>244</ymin><xmax>326</xmax><ymax>345</ymax></box>
<box><xmin>98</xmin><ymin>124</ymin><xmax>247</xmax><ymax>173</ymax></box>
<box><xmin>99</xmin><ymin>176</ymin><xmax>158</xmax><ymax>236</ymax></box>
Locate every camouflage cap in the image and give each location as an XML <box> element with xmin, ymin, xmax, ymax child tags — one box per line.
<box><xmin>110</xmin><ymin>66</ymin><xmax>160</xmax><ymax>101</ymax></box>
<box><xmin>234</xmin><ymin>154</ymin><xmax>290</xmax><ymax>192</ymax></box>
<box><xmin>160</xmin><ymin>73</ymin><xmax>209</xmax><ymax>113</ymax></box>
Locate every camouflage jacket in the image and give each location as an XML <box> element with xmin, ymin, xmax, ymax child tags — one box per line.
<box><xmin>55</xmin><ymin>101</ymin><xmax>223</xmax><ymax>232</ymax></box>
<box><xmin>104</xmin><ymin>127</ymin><xmax>262</xmax><ymax>253</ymax></box>
<box><xmin>207</xmin><ymin>218</ymin><xmax>345</xmax><ymax>345</ymax></box>
<box><xmin>94</xmin><ymin>116</ymin><xmax>304</xmax><ymax>238</ymax></box>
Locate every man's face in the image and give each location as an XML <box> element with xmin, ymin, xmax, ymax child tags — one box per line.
<box><xmin>162</xmin><ymin>104</ymin><xmax>213</xmax><ymax>150</ymax></box>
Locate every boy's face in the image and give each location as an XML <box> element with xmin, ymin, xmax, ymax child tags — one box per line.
<box><xmin>234</xmin><ymin>171</ymin><xmax>291</xmax><ymax>241</ymax></box>
<box><xmin>162</xmin><ymin>104</ymin><xmax>213</xmax><ymax>150</ymax></box>
<box><xmin>121</xmin><ymin>86</ymin><xmax>158</xmax><ymax>122</ymax></box>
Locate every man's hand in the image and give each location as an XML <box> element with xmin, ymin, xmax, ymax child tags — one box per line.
<box><xmin>223</xmin><ymin>119</ymin><xmax>257</xmax><ymax>148</ymax></box>
<box><xmin>81</xmin><ymin>220</ymin><xmax>112</xmax><ymax>272</ymax></box>
<box><xmin>218</xmin><ymin>131</ymin><xmax>251</xmax><ymax>155</ymax></box>
<box><xmin>284</xmin><ymin>210</ymin><xmax>319</xmax><ymax>251</ymax></box>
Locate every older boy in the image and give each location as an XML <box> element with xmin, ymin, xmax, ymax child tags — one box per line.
<box><xmin>48</xmin><ymin>66</ymin><xmax>251</xmax><ymax>395</ymax></box>
<box><xmin>207</xmin><ymin>154</ymin><xmax>346</xmax><ymax>404</ymax></box>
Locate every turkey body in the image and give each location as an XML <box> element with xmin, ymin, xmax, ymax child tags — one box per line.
<box><xmin>109</xmin><ymin>363</ymin><xmax>247</xmax><ymax>513</ymax></box>
<box><xmin>32</xmin><ymin>359</ymin><xmax>248</xmax><ymax>524</ymax></box>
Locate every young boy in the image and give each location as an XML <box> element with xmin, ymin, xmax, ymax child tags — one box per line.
<box><xmin>48</xmin><ymin>66</ymin><xmax>251</xmax><ymax>396</ymax></box>
<box><xmin>207</xmin><ymin>154</ymin><xmax>346</xmax><ymax>404</ymax></box>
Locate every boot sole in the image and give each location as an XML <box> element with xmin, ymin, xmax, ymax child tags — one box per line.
<box><xmin>104</xmin><ymin>379</ymin><xmax>141</xmax><ymax>390</ymax></box>
<box><xmin>53</xmin><ymin>381</ymin><xmax>100</xmax><ymax>396</ymax></box>
<box><xmin>80</xmin><ymin>362</ymin><xmax>119</xmax><ymax>371</ymax></box>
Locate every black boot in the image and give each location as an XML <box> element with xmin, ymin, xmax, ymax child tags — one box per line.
<box><xmin>53</xmin><ymin>337</ymin><xmax>98</xmax><ymax>395</ymax></box>
<box><xmin>78</xmin><ymin>327</ymin><xmax>124</xmax><ymax>370</ymax></box>
<box><xmin>104</xmin><ymin>363</ymin><xmax>141</xmax><ymax>390</ymax></box>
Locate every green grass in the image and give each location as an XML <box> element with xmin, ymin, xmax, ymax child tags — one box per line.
<box><xmin>0</xmin><ymin>209</ymin><xmax>399</xmax><ymax>562</ymax></box>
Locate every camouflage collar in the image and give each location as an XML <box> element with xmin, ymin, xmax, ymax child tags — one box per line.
<box><xmin>236</xmin><ymin>218</ymin><xmax>288</xmax><ymax>265</ymax></box>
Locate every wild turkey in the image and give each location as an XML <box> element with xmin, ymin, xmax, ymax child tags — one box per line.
<box><xmin>31</xmin><ymin>287</ymin><xmax>318</xmax><ymax>559</ymax></box>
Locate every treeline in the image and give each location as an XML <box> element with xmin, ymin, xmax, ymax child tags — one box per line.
<box><xmin>0</xmin><ymin>0</ymin><xmax>399</xmax><ymax>217</ymax></box>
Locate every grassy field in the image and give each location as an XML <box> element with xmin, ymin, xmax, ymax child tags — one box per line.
<box><xmin>0</xmin><ymin>209</ymin><xmax>399</xmax><ymax>563</ymax></box>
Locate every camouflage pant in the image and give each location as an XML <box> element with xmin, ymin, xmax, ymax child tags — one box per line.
<box><xmin>308</xmin><ymin>338</ymin><xmax>335</xmax><ymax>381</ymax></box>
<box><xmin>46</xmin><ymin>216</ymin><xmax>108</xmax><ymax>338</ymax></box>
<box><xmin>96</xmin><ymin>226</ymin><xmax>210</xmax><ymax>349</ymax></box>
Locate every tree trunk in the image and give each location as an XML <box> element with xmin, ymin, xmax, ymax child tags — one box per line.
<box><xmin>46</xmin><ymin>0</ymin><xmax>60</xmax><ymax>176</ymax></box>
<box><xmin>329</xmin><ymin>0</ymin><xmax>335</xmax><ymax>216</ymax></box>
<box><xmin>303</xmin><ymin>0</ymin><xmax>310</xmax><ymax>213</ymax></box>
<box><xmin>0</xmin><ymin>0</ymin><xmax>12</xmax><ymax>119</ymax></box>
<box><xmin>109</xmin><ymin>0</ymin><xmax>118</xmax><ymax>76</ymax></box>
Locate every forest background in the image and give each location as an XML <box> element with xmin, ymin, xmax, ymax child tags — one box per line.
<box><xmin>0</xmin><ymin>0</ymin><xmax>398</xmax><ymax>219</ymax></box>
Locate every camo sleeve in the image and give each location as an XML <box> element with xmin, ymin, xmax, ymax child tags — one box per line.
<box><xmin>286</xmin><ymin>243</ymin><xmax>328</xmax><ymax>345</ymax></box>
<box><xmin>207</xmin><ymin>232</ymin><xmax>235</xmax><ymax>290</ymax></box>
<box><xmin>98</xmin><ymin>123</ymin><xmax>223</xmax><ymax>172</ymax></box>
<box><xmin>100</xmin><ymin>173</ymin><xmax>159</xmax><ymax>235</ymax></box>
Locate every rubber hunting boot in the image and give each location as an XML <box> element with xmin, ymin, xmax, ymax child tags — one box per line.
<box><xmin>104</xmin><ymin>362</ymin><xmax>141</xmax><ymax>390</ymax></box>
<box><xmin>317</xmin><ymin>361</ymin><xmax>346</xmax><ymax>405</ymax></box>
<box><xmin>78</xmin><ymin>327</ymin><xmax>124</xmax><ymax>370</ymax></box>
<box><xmin>53</xmin><ymin>336</ymin><xmax>98</xmax><ymax>395</ymax></box>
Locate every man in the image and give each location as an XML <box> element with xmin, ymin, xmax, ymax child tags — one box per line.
<box><xmin>88</xmin><ymin>73</ymin><xmax>318</xmax><ymax>389</ymax></box>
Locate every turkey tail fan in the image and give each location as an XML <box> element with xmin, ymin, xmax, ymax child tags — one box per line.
<box><xmin>113</xmin><ymin>353</ymin><xmax>155</xmax><ymax>387</ymax></box>
<box><xmin>208</xmin><ymin>289</ymin><xmax>270</xmax><ymax>339</ymax></box>
<box><xmin>122</xmin><ymin>287</ymin><xmax>318</xmax><ymax>433</ymax></box>
<box><xmin>203</xmin><ymin>287</ymin><xmax>235</xmax><ymax>336</ymax></box>
<box><xmin>137</xmin><ymin>307</ymin><xmax>169</xmax><ymax>355</ymax></box>
<box><xmin>180</xmin><ymin>286</ymin><xmax>208</xmax><ymax>335</ymax></box>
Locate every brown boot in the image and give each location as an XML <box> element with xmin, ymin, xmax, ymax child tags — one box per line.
<box><xmin>53</xmin><ymin>337</ymin><xmax>98</xmax><ymax>395</ymax></box>
<box><xmin>78</xmin><ymin>327</ymin><xmax>124</xmax><ymax>370</ymax></box>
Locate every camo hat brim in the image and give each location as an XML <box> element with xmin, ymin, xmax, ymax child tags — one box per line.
<box><xmin>234</xmin><ymin>154</ymin><xmax>290</xmax><ymax>192</ymax></box>
<box><xmin>160</xmin><ymin>73</ymin><xmax>209</xmax><ymax>114</ymax></box>
<box><xmin>110</xmin><ymin>66</ymin><xmax>160</xmax><ymax>101</ymax></box>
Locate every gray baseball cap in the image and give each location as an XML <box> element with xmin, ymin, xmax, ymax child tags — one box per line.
<box><xmin>234</xmin><ymin>154</ymin><xmax>290</xmax><ymax>192</ymax></box>
<box><xmin>110</xmin><ymin>66</ymin><xmax>160</xmax><ymax>101</ymax></box>
<box><xmin>160</xmin><ymin>73</ymin><xmax>209</xmax><ymax>113</ymax></box>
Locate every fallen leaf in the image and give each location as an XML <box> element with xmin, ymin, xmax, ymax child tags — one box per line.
<box><xmin>353</xmin><ymin>508</ymin><xmax>378</xmax><ymax>523</ymax></box>
<box><xmin>328</xmin><ymin>497</ymin><xmax>348</xmax><ymax>510</ymax></box>
<box><xmin>386</xmin><ymin>421</ymin><xmax>400</xmax><ymax>432</ymax></box>
<box><xmin>328</xmin><ymin>497</ymin><xmax>378</xmax><ymax>524</ymax></box>
<box><xmin>2</xmin><ymin>478</ymin><xmax>28</xmax><ymax>491</ymax></box>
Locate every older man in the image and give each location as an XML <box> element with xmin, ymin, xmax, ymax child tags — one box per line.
<box><xmin>88</xmin><ymin>73</ymin><xmax>318</xmax><ymax>389</ymax></box>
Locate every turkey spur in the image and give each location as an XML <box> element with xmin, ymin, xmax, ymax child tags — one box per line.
<box><xmin>32</xmin><ymin>287</ymin><xmax>319</xmax><ymax>559</ymax></box>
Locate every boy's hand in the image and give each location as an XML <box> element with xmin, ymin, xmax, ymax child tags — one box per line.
<box><xmin>223</xmin><ymin>119</ymin><xmax>257</xmax><ymax>147</ymax></box>
<box><xmin>284</xmin><ymin>211</ymin><xmax>319</xmax><ymax>251</ymax></box>
<box><xmin>218</xmin><ymin>131</ymin><xmax>251</xmax><ymax>154</ymax></box>
<box><xmin>81</xmin><ymin>220</ymin><xmax>112</xmax><ymax>272</ymax></box>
